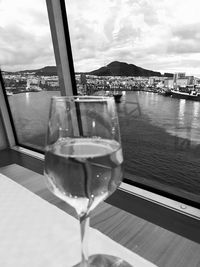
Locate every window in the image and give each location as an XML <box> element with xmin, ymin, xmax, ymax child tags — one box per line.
<box><xmin>64</xmin><ymin>0</ymin><xmax>200</xmax><ymax>207</ymax></box>
<box><xmin>0</xmin><ymin>0</ymin><xmax>200</xmax><ymax>243</ymax></box>
<box><xmin>1</xmin><ymin>0</ymin><xmax>200</xmax><ymax>210</ymax></box>
<box><xmin>0</xmin><ymin>0</ymin><xmax>61</xmax><ymax>151</ymax></box>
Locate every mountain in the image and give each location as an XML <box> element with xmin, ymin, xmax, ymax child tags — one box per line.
<box><xmin>23</xmin><ymin>66</ymin><xmax>57</xmax><ymax>76</ymax></box>
<box><xmin>4</xmin><ymin>61</ymin><xmax>170</xmax><ymax>77</ymax></box>
<box><xmin>89</xmin><ymin>61</ymin><xmax>162</xmax><ymax>77</ymax></box>
<box><xmin>35</xmin><ymin>66</ymin><xmax>57</xmax><ymax>76</ymax></box>
<box><xmin>5</xmin><ymin>66</ymin><xmax>58</xmax><ymax>76</ymax></box>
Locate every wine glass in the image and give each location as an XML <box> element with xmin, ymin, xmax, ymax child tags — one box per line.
<box><xmin>44</xmin><ymin>96</ymin><xmax>131</xmax><ymax>266</ymax></box>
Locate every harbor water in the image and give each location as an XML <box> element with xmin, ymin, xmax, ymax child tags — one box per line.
<box><xmin>8</xmin><ymin>91</ymin><xmax>200</xmax><ymax>203</ymax></box>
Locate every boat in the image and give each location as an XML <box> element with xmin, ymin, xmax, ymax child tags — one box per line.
<box><xmin>171</xmin><ymin>86</ymin><xmax>200</xmax><ymax>101</ymax></box>
<box><xmin>112</xmin><ymin>92</ymin><xmax>122</xmax><ymax>103</ymax></box>
<box><xmin>158</xmin><ymin>88</ymin><xmax>172</xmax><ymax>96</ymax></box>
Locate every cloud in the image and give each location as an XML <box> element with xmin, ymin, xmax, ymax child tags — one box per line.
<box><xmin>173</xmin><ymin>23</ymin><xmax>200</xmax><ymax>40</ymax></box>
<box><xmin>66</xmin><ymin>0</ymin><xmax>170</xmax><ymax>72</ymax></box>
<box><xmin>1</xmin><ymin>0</ymin><xmax>200</xmax><ymax>76</ymax></box>
<box><xmin>0</xmin><ymin>25</ymin><xmax>55</xmax><ymax>71</ymax></box>
<box><xmin>113</xmin><ymin>21</ymin><xmax>141</xmax><ymax>45</ymax></box>
<box><xmin>67</xmin><ymin>0</ymin><xmax>200</xmax><ymax>76</ymax></box>
<box><xmin>138</xmin><ymin>0</ymin><xmax>159</xmax><ymax>26</ymax></box>
<box><xmin>67</xmin><ymin>0</ymin><xmax>145</xmax><ymax>71</ymax></box>
<box><xmin>165</xmin><ymin>23</ymin><xmax>200</xmax><ymax>54</ymax></box>
<box><xmin>167</xmin><ymin>40</ymin><xmax>200</xmax><ymax>54</ymax></box>
<box><xmin>0</xmin><ymin>0</ymin><xmax>55</xmax><ymax>71</ymax></box>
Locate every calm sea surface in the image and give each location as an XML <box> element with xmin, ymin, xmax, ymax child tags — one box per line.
<box><xmin>8</xmin><ymin>91</ymin><xmax>200</xmax><ymax>203</ymax></box>
<box><xmin>120</xmin><ymin>91</ymin><xmax>200</xmax><ymax>143</ymax></box>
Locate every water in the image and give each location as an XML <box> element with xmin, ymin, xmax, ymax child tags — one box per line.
<box><xmin>117</xmin><ymin>92</ymin><xmax>200</xmax><ymax>203</ymax></box>
<box><xmin>119</xmin><ymin>91</ymin><xmax>200</xmax><ymax>144</ymax></box>
<box><xmin>44</xmin><ymin>138</ymin><xmax>123</xmax><ymax>216</ymax></box>
<box><xmin>8</xmin><ymin>91</ymin><xmax>200</xmax><ymax>203</ymax></box>
<box><xmin>8</xmin><ymin>91</ymin><xmax>60</xmax><ymax>148</ymax></box>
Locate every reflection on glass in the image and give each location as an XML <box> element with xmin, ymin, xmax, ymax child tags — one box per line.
<box><xmin>178</xmin><ymin>99</ymin><xmax>186</xmax><ymax>127</ymax></box>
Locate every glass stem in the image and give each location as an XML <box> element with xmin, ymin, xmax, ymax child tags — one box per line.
<box><xmin>79</xmin><ymin>214</ymin><xmax>90</xmax><ymax>267</ymax></box>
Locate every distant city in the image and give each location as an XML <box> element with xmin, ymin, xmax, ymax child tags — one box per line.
<box><xmin>2</xmin><ymin>61</ymin><xmax>200</xmax><ymax>97</ymax></box>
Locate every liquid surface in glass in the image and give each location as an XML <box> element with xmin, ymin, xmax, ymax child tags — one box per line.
<box><xmin>44</xmin><ymin>138</ymin><xmax>123</xmax><ymax>216</ymax></box>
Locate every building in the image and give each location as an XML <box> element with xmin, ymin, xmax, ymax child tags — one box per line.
<box><xmin>164</xmin><ymin>78</ymin><xmax>174</xmax><ymax>88</ymax></box>
<box><xmin>173</xmin><ymin>73</ymin><xmax>195</xmax><ymax>88</ymax></box>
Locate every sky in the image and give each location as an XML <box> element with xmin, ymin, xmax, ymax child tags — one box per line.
<box><xmin>1</xmin><ymin>0</ymin><xmax>200</xmax><ymax>77</ymax></box>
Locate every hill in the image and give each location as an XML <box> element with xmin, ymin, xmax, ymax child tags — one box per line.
<box><xmin>4</xmin><ymin>62</ymin><xmax>172</xmax><ymax>77</ymax></box>
<box><xmin>89</xmin><ymin>61</ymin><xmax>162</xmax><ymax>77</ymax></box>
<box><xmin>4</xmin><ymin>66</ymin><xmax>58</xmax><ymax>76</ymax></box>
<box><xmin>34</xmin><ymin>66</ymin><xmax>57</xmax><ymax>76</ymax></box>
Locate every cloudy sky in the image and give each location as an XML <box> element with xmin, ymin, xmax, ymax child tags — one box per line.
<box><xmin>1</xmin><ymin>0</ymin><xmax>200</xmax><ymax>77</ymax></box>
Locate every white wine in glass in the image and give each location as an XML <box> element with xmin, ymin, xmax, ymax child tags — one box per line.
<box><xmin>44</xmin><ymin>96</ymin><xmax>132</xmax><ymax>267</ymax></box>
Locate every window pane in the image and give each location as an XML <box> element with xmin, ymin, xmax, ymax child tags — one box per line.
<box><xmin>0</xmin><ymin>0</ymin><xmax>60</xmax><ymax>151</ymax></box>
<box><xmin>65</xmin><ymin>0</ymin><xmax>200</xmax><ymax>205</ymax></box>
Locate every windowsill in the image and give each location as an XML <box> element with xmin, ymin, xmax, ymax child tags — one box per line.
<box><xmin>2</xmin><ymin>161</ymin><xmax>199</xmax><ymax>267</ymax></box>
<box><xmin>1</xmin><ymin>146</ymin><xmax>200</xmax><ymax>244</ymax></box>
<box><xmin>12</xmin><ymin>145</ymin><xmax>200</xmax><ymax>221</ymax></box>
<box><xmin>9</xmin><ymin>146</ymin><xmax>200</xmax><ymax>244</ymax></box>
<box><xmin>1</xmin><ymin>145</ymin><xmax>199</xmax><ymax>243</ymax></box>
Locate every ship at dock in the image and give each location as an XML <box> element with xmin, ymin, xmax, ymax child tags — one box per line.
<box><xmin>171</xmin><ymin>85</ymin><xmax>200</xmax><ymax>101</ymax></box>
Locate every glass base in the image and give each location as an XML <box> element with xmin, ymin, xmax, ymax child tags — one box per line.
<box><xmin>74</xmin><ymin>254</ymin><xmax>133</xmax><ymax>267</ymax></box>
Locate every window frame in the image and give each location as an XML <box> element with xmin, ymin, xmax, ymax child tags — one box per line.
<box><xmin>0</xmin><ymin>70</ymin><xmax>16</xmax><ymax>147</ymax></box>
<box><xmin>46</xmin><ymin>0</ymin><xmax>77</xmax><ymax>96</ymax></box>
<box><xmin>0</xmin><ymin>0</ymin><xmax>199</xmax><ymax>243</ymax></box>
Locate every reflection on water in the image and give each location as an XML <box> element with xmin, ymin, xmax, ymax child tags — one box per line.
<box><xmin>191</xmin><ymin>102</ymin><xmax>200</xmax><ymax>130</ymax></box>
<box><xmin>25</xmin><ymin>92</ymin><xmax>30</xmax><ymax>105</ymax></box>
<box><xmin>178</xmin><ymin>99</ymin><xmax>186</xmax><ymax>127</ymax></box>
<box><xmin>120</xmin><ymin>91</ymin><xmax>200</xmax><ymax>145</ymax></box>
<box><xmin>8</xmin><ymin>91</ymin><xmax>60</xmax><ymax>149</ymax></box>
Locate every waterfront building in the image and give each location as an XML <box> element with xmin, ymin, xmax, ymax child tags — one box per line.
<box><xmin>174</xmin><ymin>72</ymin><xmax>186</xmax><ymax>80</ymax></box>
<box><xmin>164</xmin><ymin>78</ymin><xmax>174</xmax><ymax>88</ymax></box>
<box><xmin>176</xmin><ymin>78</ymin><xmax>188</xmax><ymax>88</ymax></box>
<box><xmin>148</xmin><ymin>77</ymin><xmax>155</xmax><ymax>86</ymax></box>
<box><xmin>173</xmin><ymin>73</ymin><xmax>195</xmax><ymax>89</ymax></box>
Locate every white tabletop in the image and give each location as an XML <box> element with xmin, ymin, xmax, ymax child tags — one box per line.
<box><xmin>0</xmin><ymin>173</ymin><xmax>157</xmax><ymax>267</ymax></box>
